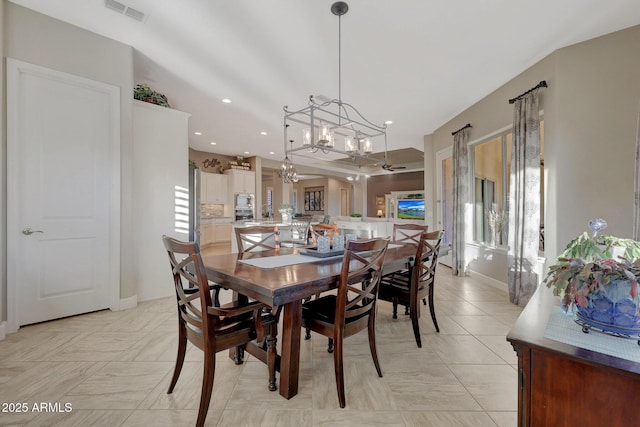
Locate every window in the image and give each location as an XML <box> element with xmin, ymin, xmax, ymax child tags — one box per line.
<box><xmin>266</xmin><ymin>187</ymin><xmax>273</xmax><ymax>218</ymax></box>
<box><xmin>472</xmin><ymin>121</ymin><xmax>544</xmax><ymax>247</ymax></box>
<box><xmin>292</xmin><ymin>190</ymin><xmax>298</xmax><ymax>214</ymax></box>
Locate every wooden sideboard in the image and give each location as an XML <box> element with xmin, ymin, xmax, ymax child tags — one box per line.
<box><xmin>507</xmin><ymin>286</ymin><xmax>640</xmax><ymax>427</ymax></box>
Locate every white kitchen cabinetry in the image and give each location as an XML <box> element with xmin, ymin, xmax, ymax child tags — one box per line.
<box><xmin>201</xmin><ymin>221</ymin><xmax>215</xmax><ymax>246</ymax></box>
<box><xmin>200</xmin><ymin>172</ymin><xmax>228</xmax><ymax>204</ymax></box>
<box><xmin>214</xmin><ymin>223</ymin><xmax>232</xmax><ymax>243</ymax></box>
<box><xmin>225</xmin><ymin>169</ymin><xmax>255</xmax><ymax>194</ymax></box>
<box><xmin>201</xmin><ymin>219</ymin><xmax>232</xmax><ymax>247</ymax></box>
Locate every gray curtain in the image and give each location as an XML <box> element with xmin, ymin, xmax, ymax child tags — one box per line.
<box><xmin>508</xmin><ymin>90</ymin><xmax>541</xmax><ymax>306</ymax></box>
<box><xmin>634</xmin><ymin>109</ymin><xmax>640</xmax><ymax>240</ymax></box>
<box><xmin>452</xmin><ymin>128</ymin><xmax>469</xmax><ymax>276</ymax></box>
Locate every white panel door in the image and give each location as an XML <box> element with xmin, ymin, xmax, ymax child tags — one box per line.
<box><xmin>7</xmin><ymin>59</ymin><xmax>120</xmax><ymax>328</ymax></box>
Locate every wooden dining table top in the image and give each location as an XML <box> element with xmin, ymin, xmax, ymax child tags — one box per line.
<box><xmin>201</xmin><ymin>243</ymin><xmax>416</xmax><ymax>308</ymax></box>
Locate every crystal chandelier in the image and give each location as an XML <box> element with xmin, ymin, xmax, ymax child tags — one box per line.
<box><xmin>281</xmin><ymin>1</ymin><xmax>388</xmax><ymax>173</ymax></box>
<box><xmin>279</xmin><ymin>139</ymin><xmax>299</xmax><ymax>183</ymax></box>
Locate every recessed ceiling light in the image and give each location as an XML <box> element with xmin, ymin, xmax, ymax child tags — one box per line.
<box><xmin>385</xmin><ymin>120</ymin><xmax>393</xmax><ymax>125</ymax></box>
<box><xmin>346</xmin><ymin>176</ymin><xmax>354</xmax><ymax>181</ymax></box>
<box><xmin>260</xmin><ymin>131</ymin><xmax>267</xmax><ymax>136</ymax></box>
<box><xmin>269</xmin><ymin>151</ymin><xmax>275</xmax><ymax>155</ymax></box>
<box><xmin>194</xmin><ymin>131</ymin><xmax>202</xmax><ymax>135</ymax></box>
<box><xmin>244</xmin><ymin>151</ymin><xmax>250</xmax><ymax>154</ymax></box>
<box><xmin>222</xmin><ymin>98</ymin><xmax>231</xmax><ymax>104</ymax></box>
<box><xmin>210</xmin><ymin>142</ymin><xmax>216</xmax><ymax>145</ymax></box>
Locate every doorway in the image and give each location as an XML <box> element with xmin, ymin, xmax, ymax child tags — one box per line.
<box><xmin>7</xmin><ymin>59</ymin><xmax>120</xmax><ymax>331</ymax></box>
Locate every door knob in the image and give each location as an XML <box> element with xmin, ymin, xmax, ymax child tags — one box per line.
<box><xmin>22</xmin><ymin>228</ymin><xmax>44</xmax><ymax>235</ymax></box>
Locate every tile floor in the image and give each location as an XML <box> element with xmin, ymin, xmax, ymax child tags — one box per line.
<box><xmin>0</xmin><ymin>244</ymin><xmax>522</xmax><ymax>427</ymax></box>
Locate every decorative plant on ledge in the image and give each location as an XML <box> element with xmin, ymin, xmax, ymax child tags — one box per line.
<box><xmin>133</xmin><ymin>84</ymin><xmax>171</xmax><ymax>108</ymax></box>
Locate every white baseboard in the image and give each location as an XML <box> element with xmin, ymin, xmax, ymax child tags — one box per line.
<box><xmin>0</xmin><ymin>322</ymin><xmax>6</xmax><ymax>341</ymax></box>
<box><xmin>468</xmin><ymin>270</ymin><xmax>508</xmax><ymax>294</ymax></box>
<box><xmin>114</xmin><ymin>295</ymin><xmax>138</xmax><ymax>311</ymax></box>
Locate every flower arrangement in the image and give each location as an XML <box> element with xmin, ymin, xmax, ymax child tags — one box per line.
<box><xmin>486</xmin><ymin>209</ymin><xmax>506</xmax><ymax>246</ymax></box>
<box><xmin>486</xmin><ymin>209</ymin><xmax>506</xmax><ymax>230</ymax></box>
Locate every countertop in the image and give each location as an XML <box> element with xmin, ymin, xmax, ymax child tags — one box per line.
<box><xmin>201</xmin><ymin>217</ymin><xmax>233</xmax><ymax>223</ymax></box>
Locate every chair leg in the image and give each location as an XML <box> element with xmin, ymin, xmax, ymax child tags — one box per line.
<box><xmin>428</xmin><ymin>285</ymin><xmax>440</xmax><ymax>333</ymax></box>
<box><xmin>392</xmin><ymin>298</ymin><xmax>398</xmax><ymax>319</ymax></box>
<box><xmin>410</xmin><ymin>298</ymin><xmax>422</xmax><ymax>348</ymax></box>
<box><xmin>233</xmin><ymin>345</ymin><xmax>245</xmax><ymax>365</ymax></box>
<box><xmin>333</xmin><ymin>335</ymin><xmax>346</xmax><ymax>408</ymax></box>
<box><xmin>368</xmin><ymin>313</ymin><xmax>383</xmax><ymax>377</ymax></box>
<box><xmin>196</xmin><ymin>351</ymin><xmax>216</xmax><ymax>427</ymax></box>
<box><xmin>327</xmin><ymin>337</ymin><xmax>334</xmax><ymax>353</ymax></box>
<box><xmin>305</xmin><ymin>328</ymin><xmax>311</xmax><ymax>340</ymax></box>
<box><xmin>168</xmin><ymin>321</ymin><xmax>187</xmax><ymax>394</ymax></box>
<box><xmin>267</xmin><ymin>324</ymin><xmax>278</xmax><ymax>391</ymax></box>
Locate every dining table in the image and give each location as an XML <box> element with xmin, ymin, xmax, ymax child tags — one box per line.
<box><xmin>201</xmin><ymin>243</ymin><xmax>417</xmax><ymax>399</ymax></box>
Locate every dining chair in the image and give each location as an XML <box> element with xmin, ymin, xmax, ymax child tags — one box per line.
<box><xmin>378</xmin><ymin>230</ymin><xmax>444</xmax><ymax>348</ymax></box>
<box><xmin>391</xmin><ymin>223</ymin><xmax>428</xmax><ymax>245</ymax></box>
<box><xmin>235</xmin><ymin>225</ymin><xmax>280</xmax><ymax>252</ymax></box>
<box><xmin>385</xmin><ymin>223</ymin><xmax>429</xmax><ymax>313</ymax></box>
<box><xmin>285</xmin><ymin>216</ymin><xmax>312</xmax><ymax>247</ymax></box>
<box><xmin>310</xmin><ymin>223</ymin><xmax>340</xmax><ymax>245</ymax></box>
<box><xmin>162</xmin><ymin>235</ymin><xmax>278</xmax><ymax>427</ymax></box>
<box><xmin>301</xmin><ymin>237</ymin><xmax>389</xmax><ymax>408</ymax></box>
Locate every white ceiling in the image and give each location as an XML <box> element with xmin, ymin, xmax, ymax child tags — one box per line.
<box><xmin>10</xmin><ymin>0</ymin><xmax>640</xmax><ymax>175</ymax></box>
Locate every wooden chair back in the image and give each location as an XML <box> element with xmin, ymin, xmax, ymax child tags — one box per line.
<box><xmin>235</xmin><ymin>225</ymin><xmax>280</xmax><ymax>253</ymax></box>
<box><xmin>414</xmin><ymin>230</ymin><xmax>444</xmax><ymax>290</ymax></box>
<box><xmin>310</xmin><ymin>223</ymin><xmax>339</xmax><ymax>245</ymax></box>
<box><xmin>337</xmin><ymin>238</ymin><xmax>389</xmax><ymax>329</ymax></box>
<box><xmin>391</xmin><ymin>223</ymin><xmax>428</xmax><ymax>245</ymax></box>
<box><xmin>163</xmin><ymin>236</ymin><xmax>212</xmax><ymax>339</ymax></box>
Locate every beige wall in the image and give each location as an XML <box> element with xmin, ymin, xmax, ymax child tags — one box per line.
<box><xmin>3</xmin><ymin>3</ymin><xmax>136</xmax><ymax>307</ymax></box>
<box><xmin>189</xmin><ymin>148</ymin><xmax>241</xmax><ymax>174</ymax></box>
<box><xmin>366</xmin><ymin>171</ymin><xmax>424</xmax><ymax>217</ymax></box>
<box><xmin>429</xmin><ymin>24</ymin><xmax>640</xmax><ymax>283</ymax></box>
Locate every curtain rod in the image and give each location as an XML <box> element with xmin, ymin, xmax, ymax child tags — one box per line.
<box><xmin>508</xmin><ymin>80</ymin><xmax>547</xmax><ymax>104</ymax></box>
<box><xmin>451</xmin><ymin>123</ymin><xmax>472</xmax><ymax>136</ymax></box>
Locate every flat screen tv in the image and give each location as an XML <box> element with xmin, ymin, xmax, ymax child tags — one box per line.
<box><xmin>397</xmin><ymin>199</ymin><xmax>425</xmax><ymax>220</ymax></box>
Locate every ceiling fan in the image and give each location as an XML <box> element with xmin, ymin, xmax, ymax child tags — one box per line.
<box><xmin>380</xmin><ymin>137</ymin><xmax>406</xmax><ymax>171</ymax></box>
<box><xmin>381</xmin><ymin>163</ymin><xmax>406</xmax><ymax>172</ymax></box>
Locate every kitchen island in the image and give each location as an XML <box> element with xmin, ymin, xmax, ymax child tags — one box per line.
<box><xmin>200</xmin><ymin>217</ymin><xmax>233</xmax><ymax>247</ymax></box>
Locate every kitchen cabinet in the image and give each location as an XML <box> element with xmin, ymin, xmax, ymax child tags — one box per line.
<box><xmin>214</xmin><ymin>223</ymin><xmax>232</xmax><ymax>243</ymax></box>
<box><xmin>200</xmin><ymin>219</ymin><xmax>232</xmax><ymax>246</ymax></box>
<box><xmin>201</xmin><ymin>221</ymin><xmax>215</xmax><ymax>246</ymax></box>
<box><xmin>225</xmin><ymin>169</ymin><xmax>255</xmax><ymax>194</ymax></box>
<box><xmin>201</xmin><ymin>172</ymin><xmax>228</xmax><ymax>204</ymax></box>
